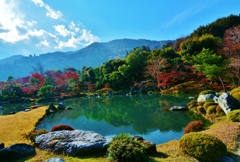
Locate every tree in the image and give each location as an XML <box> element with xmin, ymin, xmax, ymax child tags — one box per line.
<box><xmin>223</xmin><ymin>25</ymin><xmax>240</xmax><ymax>58</ymax></box>
<box><xmin>32</xmin><ymin>62</ymin><xmax>44</xmax><ymax>75</ymax></box>
<box><xmin>180</xmin><ymin>34</ymin><xmax>222</xmax><ymax>64</ymax></box>
<box><xmin>193</xmin><ymin>48</ymin><xmax>230</xmax><ymax>91</ymax></box>
<box><xmin>37</xmin><ymin>85</ymin><xmax>55</xmax><ymax>101</ymax></box>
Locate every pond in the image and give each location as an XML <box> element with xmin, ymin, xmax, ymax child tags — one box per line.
<box><xmin>36</xmin><ymin>94</ymin><xmax>208</xmax><ymax>145</ymax></box>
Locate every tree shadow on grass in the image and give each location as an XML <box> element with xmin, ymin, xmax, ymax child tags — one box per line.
<box><xmin>149</xmin><ymin>151</ymin><xmax>168</xmax><ymax>161</ymax></box>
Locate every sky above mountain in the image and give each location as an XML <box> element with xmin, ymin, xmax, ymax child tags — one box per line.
<box><xmin>0</xmin><ymin>0</ymin><xmax>239</xmax><ymax>59</ymax></box>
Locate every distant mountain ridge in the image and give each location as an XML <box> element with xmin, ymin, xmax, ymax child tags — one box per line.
<box><xmin>0</xmin><ymin>38</ymin><xmax>173</xmax><ymax>81</ymax></box>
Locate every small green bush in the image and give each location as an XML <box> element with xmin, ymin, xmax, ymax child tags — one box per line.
<box><xmin>230</xmin><ymin>88</ymin><xmax>240</xmax><ymax>100</ymax></box>
<box><xmin>50</xmin><ymin>124</ymin><xmax>75</xmax><ymax>132</ymax></box>
<box><xmin>179</xmin><ymin>132</ymin><xmax>227</xmax><ymax>162</ymax></box>
<box><xmin>227</xmin><ymin>110</ymin><xmax>240</xmax><ymax>122</ymax></box>
<box><xmin>197</xmin><ymin>106</ymin><xmax>206</xmax><ymax>115</ymax></box>
<box><xmin>24</xmin><ymin>129</ymin><xmax>48</xmax><ymax>143</ymax></box>
<box><xmin>206</xmin><ymin>105</ymin><xmax>217</xmax><ymax>114</ymax></box>
<box><xmin>203</xmin><ymin>102</ymin><xmax>217</xmax><ymax>110</ymax></box>
<box><xmin>199</xmin><ymin>90</ymin><xmax>216</xmax><ymax>95</ymax></box>
<box><xmin>184</xmin><ymin>120</ymin><xmax>204</xmax><ymax>134</ymax></box>
<box><xmin>108</xmin><ymin>133</ymin><xmax>147</xmax><ymax>162</ymax></box>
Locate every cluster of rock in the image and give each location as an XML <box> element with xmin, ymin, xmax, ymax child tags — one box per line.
<box><xmin>198</xmin><ymin>92</ymin><xmax>240</xmax><ymax>114</ymax></box>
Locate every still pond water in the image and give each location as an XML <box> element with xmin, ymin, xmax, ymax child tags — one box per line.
<box><xmin>35</xmin><ymin>94</ymin><xmax>207</xmax><ymax>145</ymax></box>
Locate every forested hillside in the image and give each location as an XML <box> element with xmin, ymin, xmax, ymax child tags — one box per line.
<box><xmin>0</xmin><ymin>39</ymin><xmax>171</xmax><ymax>81</ymax></box>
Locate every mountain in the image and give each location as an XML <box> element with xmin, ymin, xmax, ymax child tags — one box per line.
<box><xmin>0</xmin><ymin>55</ymin><xmax>24</xmax><ymax>64</ymax></box>
<box><xmin>0</xmin><ymin>38</ymin><xmax>173</xmax><ymax>81</ymax></box>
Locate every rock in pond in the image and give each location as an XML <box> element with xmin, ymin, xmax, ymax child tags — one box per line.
<box><xmin>45</xmin><ymin>157</ymin><xmax>65</xmax><ymax>162</ymax></box>
<box><xmin>35</xmin><ymin>130</ymin><xmax>110</xmax><ymax>156</ymax></box>
<box><xmin>170</xmin><ymin>106</ymin><xmax>188</xmax><ymax>111</ymax></box>
<box><xmin>197</xmin><ymin>94</ymin><xmax>217</xmax><ymax>102</ymax></box>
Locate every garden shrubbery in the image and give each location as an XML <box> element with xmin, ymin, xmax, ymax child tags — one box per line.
<box><xmin>108</xmin><ymin>133</ymin><xmax>147</xmax><ymax>162</ymax></box>
<box><xmin>227</xmin><ymin>110</ymin><xmax>240</xmax><ymax>122</ymax></box>
<box><xmin>179</xmin><ymin>132</ymin><xmax>227</xmax><ymax>162</ymax></box>
<box><xmin>230</xmin><ymin>87</ymin><xmax>240</xmax><ymax>100</ymax></box>
<box><xmin>184</xmin><ymin>120</ymin><xmax>204</xmax><ymax>134</ymax></box>
<box><xmin>50</xmin><ymin>124</ymin><xmax>75</xmax><ymax>132</ymax></box>
<box><xmin>24</xmin><ymin>129</ymin><xmax>48</xmax><ymax>143</ymax></box>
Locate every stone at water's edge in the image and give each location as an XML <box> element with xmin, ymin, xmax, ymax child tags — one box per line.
<box><xmin>35</xmin><ymin>130</ymin><xmax>110</xmax><ymax>156</ymax></box>
<box><xmin>197</xmin><ymin>94</ymin><xmax>217</xmax><ymax>102</ymax></box>
<box><xmin>218</xmin><ymin>93</ymin><xmax>240</xmax><ymax>114</ymax></box>
<box><xmin>45</xmin><ymin>157</ymin><xmax>65</xmax><ymax>162</ymax></box>
<box><xmin>169</xmin><ymin>106</ymin><xmax>188</xmax><ymax>111</ymax></box>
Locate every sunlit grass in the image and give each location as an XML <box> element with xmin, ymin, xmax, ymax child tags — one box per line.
<box><xmin>0</xmin><ymin>106</ymin><xmax>47</xmax><ymax>147</ymax></box>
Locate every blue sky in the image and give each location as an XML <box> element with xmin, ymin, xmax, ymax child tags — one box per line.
<box><xmin>0</xmin><ymin>0</ymin><xmax>239</xmax><ymax>59</ymax></box>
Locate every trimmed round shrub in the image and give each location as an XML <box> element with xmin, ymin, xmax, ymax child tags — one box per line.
<box><xmin>206</xmin><ymin>105</ymin><xmax>217</xmax><ymax>114</ymax></box>
<box><xmin>227</xmin><ymin>110</ymin><xmax>240</xmax><ymax>122</ymax></box>
<box><xmin>108</xmin><ymin>133</ymin><xmax>147</xmax><ymax>162</ymax></box>
<box><xmin>184</xmin><ymin>120</ymin><xmax>204</xmax><ymax>134</ymax></box>
<box><xmin>197</xmin><ymin>106</ymin><xmax>206</xmax><ymax>115</ymax></box>
<box><xmin>25</xmin><ymin>129</ymin><xmax>48</xmax><ymax>143</ymax></box>
<box><xmin>230</xmin><ymin>88</ymin><xmax>240</xmax><ymax>100</ymax></box>
<box><xmin>199</xmin><ymin>90</ymin><xmax>216</xmax><ymax>95</ymax></box>
<box><xmin>203</xmin><ymin>102</ymin><xmax>217</xmax><ymax>110</ymax></box>
<box><xmin>179</xmin><ymin>132</ymin><xmax>227</xmax><ymax>162</ymax></box>
<box><xmin>50</xmin><ymin>124</ymin><xmax>75</xmax><ymax>132</ymax></box>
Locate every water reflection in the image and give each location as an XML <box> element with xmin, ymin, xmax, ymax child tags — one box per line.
<box><xmin>36</xmin><ymin>94</ymin><xmax>206</xmax><ymax>144</ymax></box>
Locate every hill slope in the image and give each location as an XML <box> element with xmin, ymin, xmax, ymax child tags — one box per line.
<box><xmin>0</xmin><ymin>39</ymin><xmax>172</xmax><ymax>81</ymax></box>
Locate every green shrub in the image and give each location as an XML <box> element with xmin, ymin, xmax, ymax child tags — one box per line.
<box><xmin>227</xmin><ymin>110</ymin><xmax>240</xmax><ymax>122</ymax></box>
<box><xmin>203</xmin><ymin>102</ymin><xmax>217</xmax><ymax>110</ymax></box>
<box><xmin>24</xmin><ymin>129</ymin><xmax>48</xmax><ymax>143</ymax></box>
<box><xmin>206</xmin><ymin>105</ymin><xmax>217</xmax><ymax>114</ymax></box>
<box><xmin>50</xmin><ymin>124</ymin><xmax>75</xmax><ymax>132</ymax></box>
<box><xmin>179</xmin><ymin>132</ymin><xmax>227</xmax><ymax>162</ymax></box>
<box><xmin>184</xmin><ymin>120</ymin><xmax>204</xmax><ymax>134</ymax></box>
<box><xmin>199</xmin><ymin>90</ymin><xmax>216</xmax><ymax>95</ymax></box>
<box><xmin>230</xmin><ymin>88</ymin><xmax>240</xmax><ymax>100</ymax></box>
<box><xmin>197</xmin><ymin>106</ymin><xmax>206</xmax><ymax>115</ymax></box>
<box><xmin>108</xmin><ymin>133</ymin><xmax>147</xmax><ymax>162</ymax></box>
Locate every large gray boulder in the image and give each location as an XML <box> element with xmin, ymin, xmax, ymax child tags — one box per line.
<box><xmin>0</xmin><ymin>143</ymin><xmax>36</xmax><ymax>161</ymax></box>
<box><xmin>45</xmin><ymin>157</ymin><xmax>65</xmax><ymax>162</ymax></box>
<box><xmin>35</xmin><ymin>130</ymin><xmax>110</xmax><ymax>156</ymax></box>
<box><xmin>197</xmin><ymin>94</ymin><xmax>218</xmax><ymax>102</ymax></box>
<box><xmin>218</xmin><ymin>93</ymin><xmax>240</xmax><ymax>114</ymax></box>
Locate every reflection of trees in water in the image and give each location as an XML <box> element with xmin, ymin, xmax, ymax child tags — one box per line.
<box><xmin>37</xmin><ymin>94</ymin><xmax>207</xmax><ymax>134</ymax></box>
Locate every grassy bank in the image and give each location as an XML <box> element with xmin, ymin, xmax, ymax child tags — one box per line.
<box><xmin>0</xmin><ymin>106</ymin><xmax>47</xmax><ymax>147</ymax></box>
<box><xmin>1</xmin><ymin>106</ymin><xmax>240</xmax><ymax>161</ymax></box>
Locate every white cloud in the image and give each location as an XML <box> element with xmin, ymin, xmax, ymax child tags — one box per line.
<box><xmin>45</xmin><ymin>5</ymin><xmax>62</xmax><ymax>20</ymax></box>
<box><xmin>69</xmin><ymin>21</ymin><xmax>80</xmax><ymax>32</ymax></box>
<box><xmin>0</xmin><ymin>0</ymin><xmax>100</xmax><ymax>55</ymax></box>
<box><xmin>37</xmin><ymin>40</ymin><xmax>49</xmax><ymax>47</ymax></box>
<box><xmin>53</xmin><ymin>25</ymin><xmax>71</xmax><ymax>37</ymax></box>
<box><xmin>31</xmin><ymin>0</ymin><xmax>44</xmax><ymax>7</ymax></box>
<box><xmin>54</xmin><ymin>23</ymin><xmax>100</xmax><ymax>49</ymax></box>
<box><xmin>0</xmin><ymin>0</ymin><xmax>30</xmax><ymax>43</ymax></box>
<box><xmin>27</xmin><ymin>21</ymin><xmax>37</xmax><ymax>27</ymax></box>
<box><xmin>31</xmin><ymin>0</ymin><xmax>62</xmax><ymax>20</ymax></box>
<box><xmin>79</xmin><ymin>29</ymin><xmax>101</xmax><ymax>45</ymax></box>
